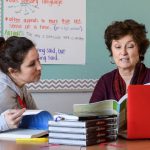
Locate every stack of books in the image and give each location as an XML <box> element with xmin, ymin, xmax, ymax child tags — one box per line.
<box><xmin>48</xmin><ymin>115</ymin><xmax>118</xmax><ymax>146</ymax></box>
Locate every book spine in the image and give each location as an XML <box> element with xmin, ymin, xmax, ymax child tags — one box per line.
<box><xmin>86</xmin><ymin>129</ymin><xmax>117</xmax><ymax>139</ymax></box>
<box><xmin>86</xmin><ymin>135</ymin><xmax>117</xmax><ymax>146</ymax></box>
<box><xmin>86</xmin><ymin>117</ymin><xmax>117</xmax><ymax>127</ymax></box>
<box><xmin>87</xmin><ymin>124</ymin><xmax>117</xmax><ymax>133</ymax></box>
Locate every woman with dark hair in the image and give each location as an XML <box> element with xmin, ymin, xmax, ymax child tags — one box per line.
<box><xmin>0</xmin><ymin>36</ymin><xmax>42</xmax><ymax>131</ymax></box>
<box><xmin>90</xmin><ymin>19</ymin><xmax>150</xmax><ymax>103</ymax></box>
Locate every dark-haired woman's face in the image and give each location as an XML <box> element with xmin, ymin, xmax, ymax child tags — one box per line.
<box><xmin>111</xmin><ymin>35</ymin><xmax>140</xmax><ymax>71</ymax></box>
<box><xmin>13</xmin><ymin>47</ymin><xmax>41</xmax><ymax>87</ymax></box>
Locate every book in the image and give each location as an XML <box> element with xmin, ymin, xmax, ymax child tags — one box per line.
<box><xmin>73</xmin><ymin>94</ymin><xmax>127</xmax><ymax>117</ymax></box>
<box><xmin>49</xmin><ymin>135</ymin><xmax>117</xmax><ymax>146</ymax></box>
<box><xmin>48</xmin><ymin>123</ymin><xmax>117</xmax><ymax>134</ymax></box>
<box><xmin>0</xmin><ymin>128</ymin><xmax>48</xmax><ymax>141</ymax></box>
<box><xmin>49</xmin><ymin>115</ymin><xmax>117</xmax><ymax>128</ymax></box>
<box><xmin>49</xmin><ymin>129</ymin><xmax>117</xmax><ymax>140</ymax></box>
<box><xmin>19</xmin><ymin>109</ymin><xmax>53</xmax><ymax>130</ymax></box>
<box><xmin>73</xmin><ymin>95</ymin><xmax>127</xmax><ymax>134</ymax></box>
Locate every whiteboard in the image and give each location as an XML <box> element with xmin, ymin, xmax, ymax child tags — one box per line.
<box><xmin>2</xmin><ymin>0</ymin><xmax>86</xmax><ymax>64</ymax></box>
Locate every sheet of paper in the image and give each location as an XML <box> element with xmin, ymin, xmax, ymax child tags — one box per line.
<box><xmin>22</xmin><ymin>110</ymin><xmax>43</xmax><ymax>116</ymax></box>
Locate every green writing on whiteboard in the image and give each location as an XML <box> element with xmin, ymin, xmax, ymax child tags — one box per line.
<box><xmin>4</xmin><ymin>30</ymin><xmax>23</xmax><ymax>36</ymax></box>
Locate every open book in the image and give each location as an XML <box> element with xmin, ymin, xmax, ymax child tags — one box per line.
<box><xmin>73</xmin><ymin>95</ymin><xmax>127</xmax><ymax>134</ymax></box>
<box><xmin>19</xmin><ymin>109</ymin><xmax>53</xmax><ymax>130</ymax></box>
<box><xmin>73</xmin><ymin>94</ymin><xmax>127</xmax><ymax>117</ymax></box>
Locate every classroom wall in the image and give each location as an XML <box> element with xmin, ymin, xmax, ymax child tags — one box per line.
<box><xmin>32</xmin><ymin>92</ymin><xmax>92</xmax><ymax>113</ymax></box>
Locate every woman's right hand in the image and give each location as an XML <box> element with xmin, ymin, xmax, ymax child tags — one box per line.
<box><xmin>3</xmin><ymin>108</ymin><xmax>26</xmax><ymax>129</ymax></box>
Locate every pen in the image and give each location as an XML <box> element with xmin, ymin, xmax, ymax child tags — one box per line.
<box><xmin>16</xmin><ymin>137</ymin><xmax>48</xmax><ymax>142</ymax></box>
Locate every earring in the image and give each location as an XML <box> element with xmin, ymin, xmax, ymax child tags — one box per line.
<box><xmin>109</xmin><ymin>56</ymin><xmax>115</xmax><ymax>64</ymax></box>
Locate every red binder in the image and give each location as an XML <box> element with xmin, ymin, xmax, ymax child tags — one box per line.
<box><xmin>127</xmin><ymin>85</ymin><xmax>150</xmax><ymax>139</ymax></box>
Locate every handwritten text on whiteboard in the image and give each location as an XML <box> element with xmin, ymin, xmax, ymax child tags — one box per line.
<box><xmin>3</xmin><ymin>0</ymin><xmax>86</xmax><ymax>64</ymax></box>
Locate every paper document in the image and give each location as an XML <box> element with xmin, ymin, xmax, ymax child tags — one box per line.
<box><xmin>22</xmin><ymin>110</ymin><xmax>43</xmax><ymax>116</ymax></box>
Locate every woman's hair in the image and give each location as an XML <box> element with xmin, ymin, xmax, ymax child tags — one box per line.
<box><xmin>104</xmin><ymin>19</ymin><xmax>150</xmax><ymax>61</ymax></box>
<box><xmin>0</xmin><ymin>36</ymin><xmax>35</xmax><ymax>74</ymax></box>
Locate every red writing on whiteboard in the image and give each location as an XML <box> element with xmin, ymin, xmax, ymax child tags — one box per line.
<box><xmin>42</xmin><ymin>0</ymin><xmax>63</xmax><ymax>6</ymax></box>
<box><xmin>6</xmin><ymin>0</ymin><xmax>38</xmax><ymax>4</ymax></box>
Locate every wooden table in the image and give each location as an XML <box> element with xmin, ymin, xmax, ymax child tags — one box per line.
<box><xmin>1</xmin><ymin>138</ymin><xmax>150</xmax><ymax>150</ymax></box>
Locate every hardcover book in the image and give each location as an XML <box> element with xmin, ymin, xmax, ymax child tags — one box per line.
<box><xmin>49</xmin><ymin>129</ymin><xmax>117</xmax><ymax>140</ymax></box>
<box><xmin>49</xmin><ymin>115</ymin><xmax>117</xmax><ymax>128</ymax></box>
<box><xmin>49</xmin><ymin>134</ymin><xmax>117</xmax><ymax>146</ymax></box>
<box><xmin>48</xmin><ymin>123</ymin><xmax>117</xmax><ymax>134</ymax></box>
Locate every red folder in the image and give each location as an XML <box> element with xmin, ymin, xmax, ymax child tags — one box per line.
<box><xmin>127</xmin><ymin>85</ymin><xmax>150</xmax><ymax>139</ymax></box>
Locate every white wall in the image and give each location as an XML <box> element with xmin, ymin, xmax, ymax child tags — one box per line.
<box><xmin>31</xmin><ymin>92</ymin><xmax>92</xmax><ymax>114</ymax></box>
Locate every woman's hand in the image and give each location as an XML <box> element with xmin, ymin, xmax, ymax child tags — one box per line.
<box><xmin>3</xmin><ymin>108</ymin><xmax>26</xmax><ymax>129</ymax></box>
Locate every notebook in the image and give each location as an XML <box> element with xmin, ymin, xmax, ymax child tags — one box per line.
<box><xmin>127</xmin><ymin>84</ymin><xmax>150</xmax><ymax>139</ymax></box>
<box><xmin>0</xmin><ymin>128</ymin><xmax>48</xmax><ymax>141</ymax></box>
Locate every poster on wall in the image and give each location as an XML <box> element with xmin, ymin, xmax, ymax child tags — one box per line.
<box><xmin>2</xmin><ymin>0</ymin><xmax>86</xmax><ymax>64</ymax></box>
